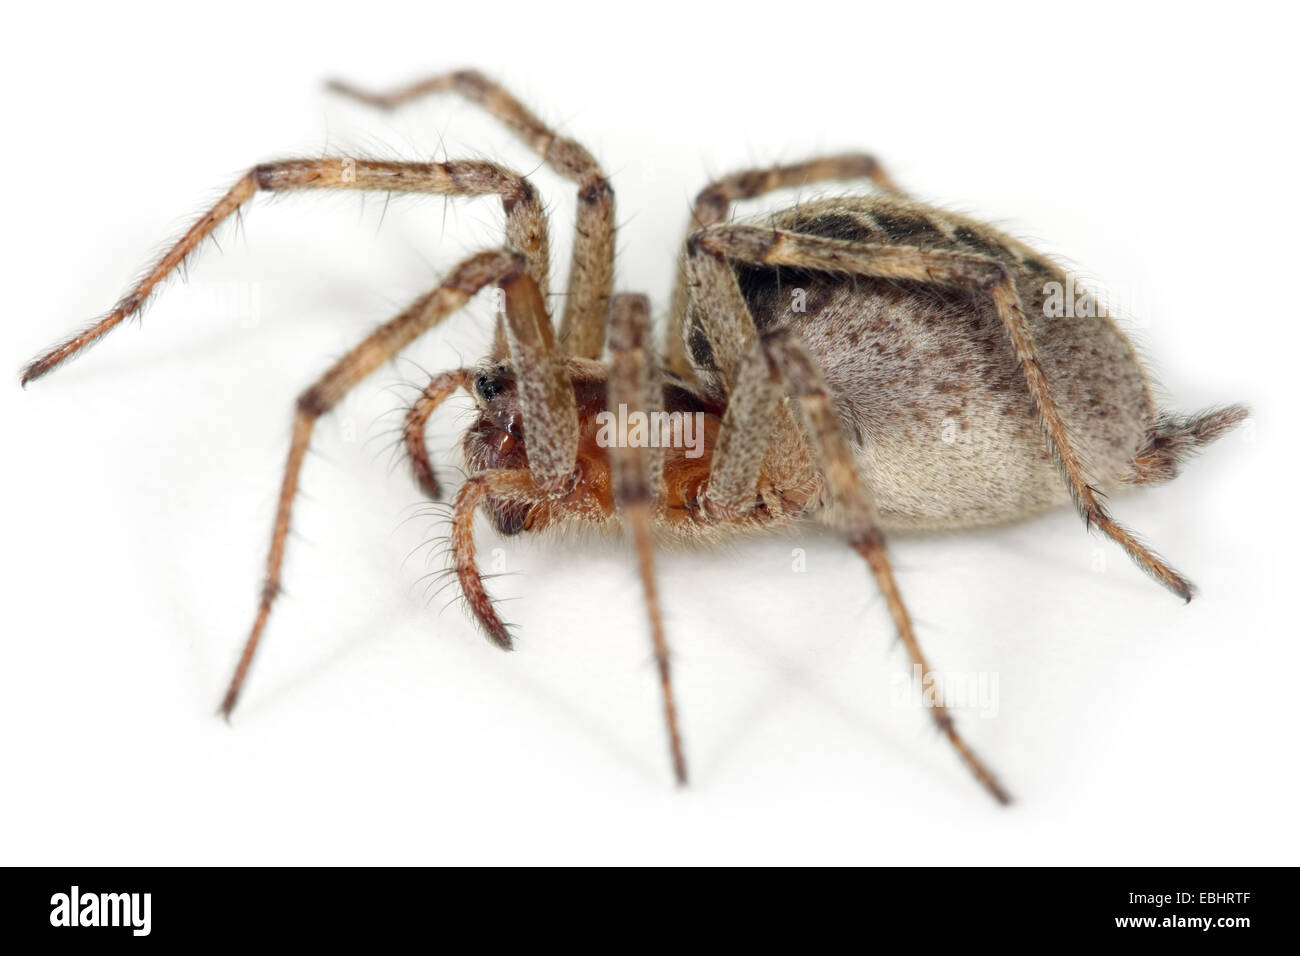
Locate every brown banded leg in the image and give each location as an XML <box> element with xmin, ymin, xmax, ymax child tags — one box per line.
<box><xmin>667</xmin><ymin>153</ymin><xmax>903</xmax><ymax>379</ymax></box>
<box><xmin>403</xmin><ymin>368</ymin><xmax>473</xmax><ymax>499</ymax></box>
<box><xmin>607</xmin><ymin>293</ymin><xmax>688</xmax><ymax>785</ymax></box>
<box><xmin>21</xmin><ymin>157</ymin><xmax>551</xmax><ymax>385</ymax></box>
<box><xmin>697</xmin><ymin>338</ymin><xmax>786</xmax><ymax>518</ymax></box>
<box><xmin>220</xmin><ymin>251</ymin><xmax>578</xmax><ymax>718</ymax></box>
<box><xmin>329</xmin><ymin>69</ymin><xmax>614</xmax><ymax>358</ymax></box>
<box><xmin>688</xmin><ymin>222</ymin><xmax>1196</xmax><ymax>602</ymax></box>
<box><xmin>450</xmin><ymin>468</ymin><xmax>538</xmax><ymax>649</ymax></box>
<box><xmin>403</xmin><ymin>264</ymin><xmax>582</xmax><ymax>501</ymax></box>
<box><xmin>764</xmin><ymin>330</ymin><xmax>1010</xmax><ymax>804</ymax></box>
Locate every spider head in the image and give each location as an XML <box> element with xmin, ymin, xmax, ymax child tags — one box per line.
<box><xmin>462</xmin><ymin>361</ymin><xmax>530</xmax><ymax>482</ymax></box>
<box><xmin>462</xmin><ymin>358</ymin><xmax>618</xmax><ymax>536</ymax></box>
<box><xmin>463</xmin><ymin>357</ymin><xmax>740</xmax><ymax>538</ymax></box>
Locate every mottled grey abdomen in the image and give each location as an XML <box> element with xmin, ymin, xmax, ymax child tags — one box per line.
<box><xmin>738</xmin><ymin>197</ymin><xmax>1156</xmax><ymax>531</ymax></box>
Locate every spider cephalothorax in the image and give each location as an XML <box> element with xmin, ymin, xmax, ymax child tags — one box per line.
<box><xmin>21</xmin><ymin>69</ymin><xmax>1247</xmax><ymax>804</ymax></box>
<box><xmin>459</xmin><ymin>357</ymin><xmax>780</xmax><ymax>540</ymax></box>
<box><xmin>461</xmin><ymin>358</ymin><xmax>619</xmax><ymax>537</ymax></box>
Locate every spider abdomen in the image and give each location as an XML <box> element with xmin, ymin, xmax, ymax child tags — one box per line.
<box><xmin>733</xmin><ymin>197</ymin><xmax>1158</xmax><ymax>531</ymax></box>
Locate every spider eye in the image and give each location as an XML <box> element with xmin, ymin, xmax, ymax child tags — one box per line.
<box><xmin>475</xmin><ymin>370</ymin><xmax>504</xmax><ymax>403</ymax></box>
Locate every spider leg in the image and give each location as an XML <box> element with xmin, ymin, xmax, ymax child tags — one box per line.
<box><xmin>22</xmin><ymin>157</ymin><xmax>551</xmax><ymax>385</ymax></box>
<box><xmin>698</xmin><ymin>337</ymin><xmax>787</xmax><ymax>517</ymax></box>
<box><xmin>669</xmin><ymin>255</ymin><xmax>1011</xmax><ymax>802</ymax></box>
<box><xmin>401</xmin><ymin>266</ymin><xmax>581</xmax><ymax>496</ymax></box>
<box><xmin>328</xmin><ymin>69</ymin><xmax>614</xmax><ymax>358</ymax></box>
<box><xmin>220</xmin><ymin>251</ymin><xmax>577</xmax><ymax>719</ymax></box>
<box><xmin>768</xmin><ymin>330</ymin><xmax>1010</xmax><ymax>805</ymax></box>
<box><xmin>689</xmin><ymin>222</ymin><xmax>1196</xmax><ymax>602</ymax></box>
<box><xmin>676</xmin><ymin>259</ymin><xmax>1009</xmax><ymax>800</ymax></box>
<box><xmin>449</xmin><ymin>469</ymin><xmax>537</xmax><ymax>649</ymax></box>
<box><xmin>668</xmin><ymin>153</ymin><xmax>903</xmax><ymax>379</ymax></box>
<box><xmin>607</xmin><ymin>293</ymin><xmax>688</xmax><ymax>786</ymax></box>
<box><xmin>403</xmin><ymin>368</ymin><xmax>474</xmax><ymax>499</ymax></box>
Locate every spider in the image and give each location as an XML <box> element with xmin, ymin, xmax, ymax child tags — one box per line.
<box><xmin>21</xmin><ymin>69</ymin><xmax>1247</xmax><ymax>805</ymax></box>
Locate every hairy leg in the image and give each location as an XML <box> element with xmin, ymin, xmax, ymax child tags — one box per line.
<box><xmin>607</xmin><ymin>293</ymin><xmax>687</xmax><ymax>785</ymax></box>
<box><xmin>688</xmin><ymin>222</ymin><xmax>1196</xmax><ymax>601</ymax></box>
<box><xmin>22</xmin><ymin>157</ymin><xmax>551</xmax><ymax>385</ymax></box>
<box><xmin>329</xmin><ymin>69</ymin><xmax>614</xmax><ymax>358</ymax></box>
<box><xmin>403</xmin><ymin>369</ymin><xmax>474</xmax><ymax>499</ymax></box>
<box><xmin>698</xmin><ymin>337</ymin><xmax>786</xmax><ymax>517</ymax></box>
<box><xmin>401</xmin><ymin>250</ymin><xmax>586</xmax><ymax>500</ymax></box>
<box><xmin>676</xmin><ymin>235</ymin><xmax>1009</xmax><ymax>800</ymax></box>
<box><xmin>667</xmin><ymin>153</ymin><xmax>902</xmax><ymax>378</ymax></box>
<box><xmin>449</xmin><ymin>468</ymin><xmax>538</xmax><ymax>649</ymax></box>
<box><xmin>219</xmin><ymin>251</ymin><xmax>576</xmax><ymax>718</ymax></box>
<box><xmin>764</xmin><ymin>330</ymin><xmax>1011</xmax><ymax>804</ymax></box>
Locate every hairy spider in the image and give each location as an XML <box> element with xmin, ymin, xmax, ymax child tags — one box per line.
<box><xmin>21</xmin><ymin>69</ymin><xmax>1247</xmax><ymax>805</ymax></box>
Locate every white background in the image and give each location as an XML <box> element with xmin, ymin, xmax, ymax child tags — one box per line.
<box><xmin>3</xmin><ymin>1</ymin><xmax>1295</xmax><ymax>865</ymax></box>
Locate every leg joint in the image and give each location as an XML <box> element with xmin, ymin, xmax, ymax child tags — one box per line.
<box><xmin>502</xmin><ymin>179</ymin><xmax>539</xmax><ymax>216</ymax></box>
<box><xmin>849</xmin><ymin>526</ymin><xmax>886</xmax><ymax>556</ymax></box>
<box><xmin>974</xmin><ymin>259</ymin><xmax>1012</xmax><ymax>290</ymax></box>
<box><xmin>296</xmin><ymin>385</ymin><xmax>332</xmax><ymax>419</ymax></box>
<box><xmin>579</xmin><ymin>175</ymin><xmax>613</xmax><ymax>207</ymax></box>
<box><xmin>259</xmin><ymin>580</ymin><xmax>281</xmax><ymax>607</ymax></box>
<box><xmin>692</xmin><ymin>185</ymin><xmax>730</xmax><ymax>224</ymax></box>
<box><xmin>253</xmin><ymin>161</ymin><xmax>318</xmax><ymax>191</ymax></box>
<box><xmin>685</xmin><ymin>227</ymin><xmax>729</xmax><ymax>261</ymax></box>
